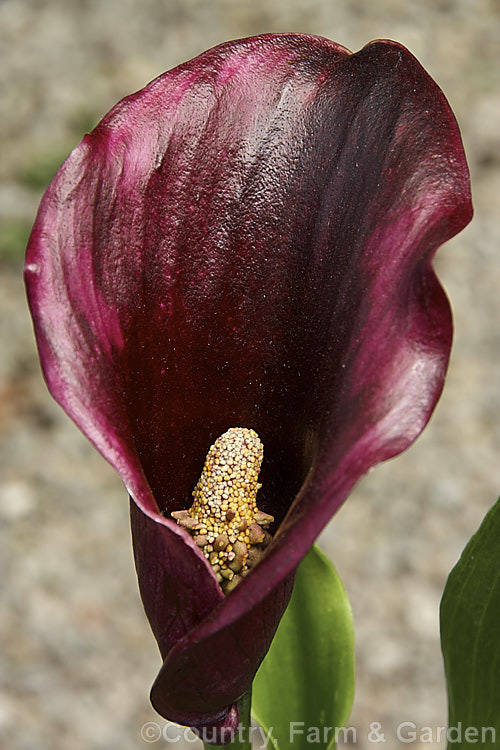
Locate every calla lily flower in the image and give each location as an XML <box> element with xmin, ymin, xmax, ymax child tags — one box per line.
<box><xmin>25</xmin><ymin>33</ymin><xmax>472</xmax><ymax>740</ymax></box>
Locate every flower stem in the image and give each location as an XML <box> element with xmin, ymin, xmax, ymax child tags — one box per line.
<box><xmin>204</xmin><ymin>689</ymin><xmax>253</xmax><ymax>750</ymax></box>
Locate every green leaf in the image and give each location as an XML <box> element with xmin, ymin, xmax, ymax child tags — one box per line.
<box><xmin>440</xmin><ymin>497</ymin><xmax>500</xmax><ymax>749</ymax></box>
<box><xmin>252</xmin><ymin>545</ymin><xmax>355</xmax><ymax>750</ymax></box>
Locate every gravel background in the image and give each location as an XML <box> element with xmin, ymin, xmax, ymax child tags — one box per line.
<box><xmin>1</xmin><ymin>1</ymin><xmax>499</xmax><ymax>749</ymax></box>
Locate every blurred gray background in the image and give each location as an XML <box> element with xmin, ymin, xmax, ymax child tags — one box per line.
<box><xmin>1</xmin><ymin>1</ymin><xmax>499</xmax><ymax>749</ymax></box>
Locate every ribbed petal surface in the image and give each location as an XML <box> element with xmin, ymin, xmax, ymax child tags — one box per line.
<box><xmin>25</xmin><ymin>34</ymin><xmax>472</xmax><ymax>734</ymax></box>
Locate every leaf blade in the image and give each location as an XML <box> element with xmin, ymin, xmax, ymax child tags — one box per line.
<box><xmin>440</xmin><ymin>498</ymin><xmax>500</xmax><ymax>749</ymax></box>
<box><xmin>252</xmin><ymin>545</ymin><xmax>355</xmax><ymax>750</ymax></box>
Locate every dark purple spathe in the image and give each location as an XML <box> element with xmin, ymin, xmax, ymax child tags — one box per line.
<box><xmin>25</xmin><ymin>34</ymin><xmax>472</xmax><ymax>736</ymax></box>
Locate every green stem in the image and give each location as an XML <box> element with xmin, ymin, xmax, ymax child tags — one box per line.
<box><xmin>204</xmin><ymin>689</ymin><xmax>253</xmax><ymax>750</ymax></box>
